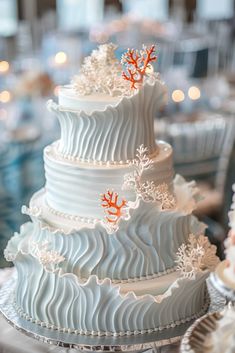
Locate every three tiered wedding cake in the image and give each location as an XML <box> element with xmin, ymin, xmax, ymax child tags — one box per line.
<box><xmin>5</xmin><ymin>44</ymin><xmax>219</xmax><ymax>336</ymax></box>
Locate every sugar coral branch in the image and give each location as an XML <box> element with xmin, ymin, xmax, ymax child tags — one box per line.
<box><xmin>101</xmin><ymin>191</ymin><xmax>127</xmax><ymax>224</ymax></box>
<box><xmin>121</xmin><ymin>45</ymin><xmax>157</xmax><ymax>89</ymax></box>
<box><xmin>141</xmin><ymin>45</ymin><xmax>157</xmax><ymax>73</ymax></box>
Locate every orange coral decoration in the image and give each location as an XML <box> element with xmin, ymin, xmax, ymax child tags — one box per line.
<box><xmin>101</xmin><ymin>190</ymin><xmax>127</xmax><ymax>224</ymax></box>
<box><xmin>122</xmin><ymin>45</ymin><xmax>157</xmax><ymax>89</ymax></box>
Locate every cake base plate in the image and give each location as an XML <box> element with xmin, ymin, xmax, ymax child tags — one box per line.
<box><xmin>0</xmin><ymin>274</ymin><xmax>221</xmax><ymax>353</ymax></box>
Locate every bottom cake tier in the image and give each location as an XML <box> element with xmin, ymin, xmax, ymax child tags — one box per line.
<box><xmin>11</xmin><ymin>251</ymin><xmax>209</xmax><ymax>336</ymax></box>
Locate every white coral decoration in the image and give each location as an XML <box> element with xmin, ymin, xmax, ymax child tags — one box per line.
<box><xmin>175</xmin><ymin>234</ymin><xmax>219</xmax><ymax>279</ymax></box>
<box><xmin>72</xmin><ymin>43</ymin><xmax>130</xmax><ymax>96</ymax></box>
<box><xmin>132</xmin><ymin>145</ymin><xmax>153</xmax><ymax>173</ymax></box>
<box><xmin>123</xmin><ymin>145</ymin><xmax>175</xmax><ymax>209</ymax></box>
<box><xmin>31</xmin><ymin>241</ymin><xmax>65</xmax><ymax>272</ymax></box>
<box><xmin>21</xmin><ymin>205</ymin><xmax>42</xmax><ymax>219</ymax></box>
<box><xmin>174</xmin><ymin>174</ymin><xmax>202</xmax><ymax>214</ymax></box>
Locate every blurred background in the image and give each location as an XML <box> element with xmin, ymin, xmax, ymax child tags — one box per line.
<box><xmin>0</xmin><ymin>0</ymin><xmax>235</xmax><ymax>267</ymax></box>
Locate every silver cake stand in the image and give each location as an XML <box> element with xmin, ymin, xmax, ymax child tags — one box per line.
<box><xmin>180</xmin><ymin>261</ymin><xmax>232</xmax><ymax>353</ymax></box>
<box><xmin>0</xmin><ymin>273</ymin><xmax>222</xmax><ymax>353</ymax></box>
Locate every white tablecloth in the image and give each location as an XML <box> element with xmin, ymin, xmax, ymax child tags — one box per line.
<box><xmin>0</xmin><ymin>268</ymin><xmax>180</xmax><ymax>353</ymax></box>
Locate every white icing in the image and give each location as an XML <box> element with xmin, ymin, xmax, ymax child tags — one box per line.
<box><xmin>48</xmin><ymin>79</ymin><xmax>166</xmax><ymax>162</ymax></box>
<box><xmin>7</xmin><ymin>198</ymin><xmax>206</xmax><ymax>281</ymax></box>
<box><xmin>29</xmin><ymin>173</ymin><xmax>203</xmax><ymax>234</ymax></box>
<box><xmin>59</xmin><ymin>86</ymin><xmax>122</xmax><ymax>113</ymax></box>
<box><xmin>43</xmin><ymin>141</ymin><xmax>173</xmax><ymax>219</ymax></box>
<box><xmin>119</xmin><ymin>271</ymin><xmax>180</xmax><ymax>297</ymax></box>
<box><xmin>15</xmin><ymin>300</ymin><xmax>209</xmax><ymax>337</ymax></box>
<box><xmin>7</xmin><ymin>233</ymin><xmax>209</xmax><ymax>336</ymax></box>
<box><xmin>3</xmin><ymin>44</ymin><xmax>214</xmax><ymax>336</ymax></box>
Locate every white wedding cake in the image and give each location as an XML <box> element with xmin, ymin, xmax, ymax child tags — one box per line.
<box><xmin>4</xmin><ymin>44</ymin><xmax>219</xmax><ymax>336</ymax></box>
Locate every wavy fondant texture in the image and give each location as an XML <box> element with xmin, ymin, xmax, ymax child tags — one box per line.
<box><xmin>43</xmin><ymin>141</ymin><xmax>173</xmax><ymax>218</ymax></box>
<box><xmin>15</xmin><ymin>260</ymin><xmax>208</xmax><ymax>335</ymax></box>
<box><xmin>47</xmin><ymin>80</ymin><xmax>166</xmax><ymax>162</ymax></box>
<box><xmin>6</xmin><ymin>225</ymin><xmax>209</xmax><ymax>336</ymax></box>
<box><xmin>7</xmin><ymin>197</ymin><xmax>205</xmax><ymax>281</ymax></box>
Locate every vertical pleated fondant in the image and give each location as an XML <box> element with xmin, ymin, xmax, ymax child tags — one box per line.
<box><xmin>47</xmin><ymin>80</ymin><xmax>166</xmax><ymax>162</ymax></box>
<box><xmin>13</xmin><ymin>252</ymin><xmax>208</xmax><ymax>336</ymax></box>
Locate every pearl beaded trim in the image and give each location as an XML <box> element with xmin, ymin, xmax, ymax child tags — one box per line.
<box><xmin>14</xmin><ymin>295</ymin><xmax>209</xmax><ymax>337</ymax></box>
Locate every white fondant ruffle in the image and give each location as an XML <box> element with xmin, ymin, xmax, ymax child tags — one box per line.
<box><xmin>13</xmin><ymin>253</ymin><xmax>208</xmax><ymax>336</ymax></box>
<box><xmin>6</xmin><ymin>195</ymin><xmax>205</xmax><ymax>281</ymax></box>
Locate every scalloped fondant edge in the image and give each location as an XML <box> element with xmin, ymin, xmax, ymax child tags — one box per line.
<box><xmin>51</xmin><ymin>77</ymin><xmax>166</xmax><ymax>115</ymax></box>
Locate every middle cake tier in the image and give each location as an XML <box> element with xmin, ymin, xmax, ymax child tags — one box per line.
<box><xmin>44</xmin><ymin>140</ymin><xmax>173</xmax><ymax>219</ymax></box>
<box><xmin>19</xmin><ymin>202</ymin><xmax>205</xmax><ymax>281</ymax></box>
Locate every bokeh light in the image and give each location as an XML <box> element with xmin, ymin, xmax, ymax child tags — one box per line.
<box><xmin>0</xmin><ymin>90</ymin><xmax>11</xmax><ymax>103</ymax></box>
<box><xmin>54</xmin><ymin>51</ymin><xmax>67</xmax><ymax>65</ymax></box>
<box><xmin>172</xmin><ymin>89</ymin><xmax>185</xmax><ymax>103</ymax></box>
<box><xmin>0</xmin><ymin>61</ymin><xmax>10</xmax><ymax>73</ymax></box>
<box><xmin>188</xmin><ymin>86</ymin><xmax>201</xmax><ymax>100</ymax></box>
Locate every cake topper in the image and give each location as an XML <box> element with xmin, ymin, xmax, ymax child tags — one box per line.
<box><xmin>72</xmin><ymin>43</ymin><xmax>129</xmax><ymax>96</ymax></box>
<box><xmin>72</xmin><ymin>43</ymin><xmax>158</xmax><ymax>97</ymax></box>
<box><xmin>176</xmin><ymin>234</ymin><xmax>219</xmax><ymax>279</ymax></box>
<box><xmin>121</xmin><ymin>45</ymin><xmax>157</xmax><ymax>89</ymax></box>
<box><xmin>101</xmin><ymin>190</ymin><xmax>127</xmax><ymax>226</ymax></box>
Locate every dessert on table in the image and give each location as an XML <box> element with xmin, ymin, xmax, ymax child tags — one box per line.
<box><xmin>205</xmin><ymin>304</ymin><xmax>235</xmax><ymax>353</ymax></box>
<box><xmin>4</xmin><ymin>44</ymin><xmax>219</xmax><ymax>337</ymax></box>
<box><xmin>181</xmin><ymin>184</ymin><xmax>235</xmax><ymax>353</ymax></box>
<box><xmin>203</xmin><ymin>186</ymin><xmax>235</xmax><ymax>353</ymax></box>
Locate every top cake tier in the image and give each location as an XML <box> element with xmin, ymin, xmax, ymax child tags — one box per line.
<box><xmin>48</xmin><ymin>78</ymin><xmax>166</xmax><ymax>163</ymax></box>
